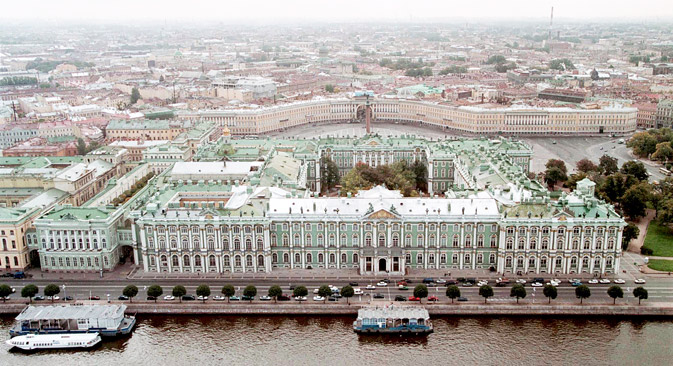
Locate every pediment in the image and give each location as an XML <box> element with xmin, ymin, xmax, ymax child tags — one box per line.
<box><xmin>367</xmin><ymin>209</ymin><xmax>399</xmax><ymax>220</ymax></box>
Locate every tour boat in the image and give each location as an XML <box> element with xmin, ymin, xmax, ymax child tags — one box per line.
<box><xmin>353</xmin><ymin>305</ymin><xmax>433</xmax><ymax>335</ymax></box>
<box><xmin>9</xmin><ymin>304</ymin><xmax>136</xmax><ymax>337</ymax></box>
<box><xmin>6</xmin><ymin>333</ymin><xmax>101</xmax><ymax>351</ymax></box>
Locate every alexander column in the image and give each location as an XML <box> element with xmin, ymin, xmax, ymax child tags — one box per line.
<box><xmin>365</xmin><ymin>94</ymin><xmax>372</xmax><ymax>134</ymax></box>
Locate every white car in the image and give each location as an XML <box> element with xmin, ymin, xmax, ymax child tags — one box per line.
<box><xmin>354</xmin><ymin>288</ymin><xmax>364</xmax><ymax>295</ymax></box>
<box><xmin>599</xmin><ymin>279</ymin><xmax>611</xmax><ymax>284</ymax></box>
<box><xmin>47</xmin><ymin>296</ymin><xmax>60</xmax><ymax>301</ymax></box>
<box><xmin>569</xmin><ymin>278</ymin><xmax>581</xmax><ymax>284</ymax></box>
<box><xmin>313</xmin><ymin>288</ymin><xmax>320</xmax><ymax>294</ymax></box>
<box><xmin>548</xmin><ymin>280</ymin><xmax>561</xmax><ymax>287</ymax></box>
<box><xmin>294</xmin><ymin>296</ymin><xmax>307</xmax><ymax>301</ymax></box>
<box><xmin>197</xmin><ymin>295</ymin><xmax>208</xmax><ymax>301</ymax></box>
<box><xmin>212</xmin><ymin>296</ymin><xmax>226</xmax><ymax>301</ymax></box>
<box><xmin>588</xmin><ymin>279</ymin><xmax>599</xmax><ymax>284</ymax></box>
<box><xmin>11</xmin><ymin>287</ymin><xmax>15</xmax><ymax>293</ymax></box>
<box><xmin>366</xmin><ymin>285</ymin><xmax>376</xmax><ymax>290</ymax></box>
<box><xmin>634</xmin><ymin>279</ymin><xmax>647</xmax><ymax>284</ymax></box>
<box><xmin>376</xmin><ymin>281</ymin><xmax>388</xmax><ymax>287</ymax></box>
<box><xmin>531</xmin><ymin>282</ymin><xmax>543</xmax><ymax>287</ymax></box>
<box><xmin>614</xmin><ymin>279</ymin><xmax>626</xmax><ymax>284</ymax></box>
<box><xmin>516</xmin><ymin>279</ymin><xmax>526</xmax><ymax>284</ymax></box>
<box><xmin>477</xmin><ymin>281</ymin><xmax>488</xmax><ymax>287</ymax></box>
<box><xmin>435</xmin><ymin>279</ymin><xmax>446</xmax><ymax>284</ymax></box>
<box><xmin>163</xmin><ymin>295</ymin><xmax>175</xmax><ymax>301</ymax></box>
<box><xmin>313</xmin><ymin>296</ymin><xmax>325</xmax><ymax>301</ymax></box>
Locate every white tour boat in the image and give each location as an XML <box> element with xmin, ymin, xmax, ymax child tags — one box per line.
<box><xmin>6</xmin><ymin>333</ymin><xmax>102</xmax><ymax>351</ymax></box>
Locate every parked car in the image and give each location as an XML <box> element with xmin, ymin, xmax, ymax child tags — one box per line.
<box><xmin>293</xmin><ymin>296</ymin><xmax>306</xmax><ymax>301</ymax></box>
<box><xmin>462</xmin><ymin>282</ymin><xmax>473</xmax><ymax>287</ymax></box>
<box><xmin>403</xmin><ymin>279</ymin><xmax>413</xmax><ymax>284</ymax></box>
<box><xmin>259</xmin><ymin>296</ymin><xmax>272</xmax><ymax>301</ymax></box>
<box><xmin>197</xmin><ymin>295</ymin><xmax>208</xmax><ymax>301</ymax></box>
<box><xmin>422</xmin><ymin>278</ymin><xmax>434</xmax><ymax>284</ymax></box>
<box><xmin>313</xmin><ymin>288</ymin><xmax>320</xmax><ymax>294</ymax></box>
<box><xmin>571</xmin><ymin>281</ymin><xmax>582</xmax><ymax>287</ymax></box>
<box><xmin>547</xmin><ymin>280</ymin><xmax>561</xmax><ymax>287</ymax></box>
<box><xmin>62</xmin><ymin>296</ymin><xmax>73</xmax><ymax>301</ymax></box>
<box><xmin>181</xmin><ymin>295</ymin><xmax>196</xmax><ymax>301</ymax></box>
<box><xmin>588</xmin><ymin>279</ymin><xmax>599</xmax><ymax>284</ymax></box>
<box><xmin>531</xmin><ymin>282</ymin><xmax>543</xmax><ymax>287</ymax></box>
<box><xmin>212</xmin><ymin>295</ymin><xmax>226</xmax><ymax>301</ymax></box>
<box><xmin>435</xmin><ymin>279</ymin><xmax>446</xmax><ymax>284</ymax></box>
<box><xmin>47</xmin><ymin>296</ymin><xmax>60</xmax><ymax>301</ymax></box>
<box><xmin>0</xmin><ymin>273</ymin><xmax>13</xmax><ymax>278</ymax></box>
<box><xmin>33</xmin><ymin>295</ymin><xmax>45</xmax><ymax>301</ymax></box>
<box><xmin>533</xmin><ymin>278</ymin><xmax>544</xmax><ymax>283</ymax></box>
<box><xmin>88</xmin><ymin>295</ymin><xmax>100</xmax><ymax>300</ymax></box>
<box><xmin>373</xmin><ymin>293</ymin><xmax>385</xmax><ymax>299</ymax></box>
<box><xmin>599</xmin><ymin>279</ymin><xmax>611</xmax><ymax>284</ymax></box>
<box><xmin>394</xmin><ymin>295</ymin><xmax>407</xmax><ymax>301</ymax></box>
<box><xmin>408</xmin><ymin>296</ymin><xmax>420</xmax><ymax>301</ymax></box>
<box><xmin>376</xmin><ymin>281</ymin><xmax>388</xmax><ymax>287</ymax></box>
<box><xmin>163</xmin><ymin>295</ymin><xmax>175</xmax><ymax>301</ymax></box>
<box><xmin>398</xmin><ymin>285</ymin><xmax>409</xmax><ymax>291</ymax></box>
<box><xmin>277</xmin><ymin>295</ymin><xmax>290</xmax><ymax>301</ymax></box>
<box><xmin>13</xmin><ymin>271</ymin><xmax>25</xmax><ymax>279</ymax></box>
<box><xmin>515</xmin><ymin>279</ymin><xmax>527</xmax><ymax>284</ymax></box>
<box><xmin>313</xmin><ymin>296</ymin><xmax>325</xmax><ymax>302</ymax></box>
<box><xmin>354</xmin><ymin>288</ymin><xmax>364</xmax><ymax>295</ymax></box>
<box><xmin>242</xmin><ymin>295</ymin><xmax>254</xmax><ymax>301</ymax></box>
<box><xmin>229</xmin><ymin>296</ymin><xmax>241</xmax><ymax>301</ymax></box>
<box><xmin>428</xmin><ymin>296</ymin><xmax>438</xmax><ymax>302</ymax></box>
<box><xmin>397</xmin><ymin>281</ymin><xmax>408</xmax><ymax>286</ymax></box>
<box><xmin>457</xmin><ymin>297</ymin><xmax>468</xmax><ymax>302</ymax></box>
<box><xmin>614</xmin><ymin>279</ymin><xmax>626</xmax><ymax>284</ymax></box>
<box><xmin>349</xmin><ymin>282</ymin><xmax>359</xmax><ymax>286</ymax></box>
<box><xmin>635</xmin><ymin>279</ymin><xmax>647</xmax><ymax>284</ymax></box>
<box><xmin>331</xmin><ymin>293</ymin><xmax>342</xmax><ymax>299</ymax></box>
<box><xmin>117</xmin><ymin>295</ymin><xmax>127</xmax><ymax>301</ymax></box>
<box><xmin>366</xmin><ymin>285</ymin><xmax>376</xmax><ymax>290</ymax></box>
<box><xmin>477</xmin><ymin>281</ymin><xmax>488</xmax><ymax>287</ymax></box>
<box><xmin>147</xmin><ymin>296</ymin><xmax>157</xmax><ymax>301</ymax></box>
<box><xmin>446</xmin><ymin>280</ymin><xmax>458</xmax><ymax>286</ymax></box>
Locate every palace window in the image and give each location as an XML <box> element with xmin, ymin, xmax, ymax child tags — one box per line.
<box><xmin>489</xmin><ymin>253</ymin><xmax>496</xmax><ymax>264</ymax></box>
<box><xmin>465</xmin><ymin>235</ymin><xmax>472</xmax><ymax>248</ymax></box>
<box><xmin>490</xmin><ymin>235</ymin><xmax>497</xmax><ymax>248</ymax></box>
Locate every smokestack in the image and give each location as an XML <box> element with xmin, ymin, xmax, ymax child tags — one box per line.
<box><xmin>548</xmin><ymin>6</ymin><xmax>554</xmax><ymax>42</ymax></box>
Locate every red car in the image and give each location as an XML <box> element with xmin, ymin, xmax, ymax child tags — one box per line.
<box><xmin>397</xmin><ymin>280</ymin><xmax>408</xmax><ymax>286</ymax></box>
<box><xmin>408</xmin><ymin>296</ymin><xmax>420</xmax><ymax>301</ymax></box>
<box><xmin>427</xmin><ymin>296</ymin><xmax>438</xmax><ymax>302</ymax></box>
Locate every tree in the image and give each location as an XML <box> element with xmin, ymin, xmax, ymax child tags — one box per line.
<box><xmin>627</xmin><ymin>132</ymin><xmax>658</xmax><ymax>158</ymax></box>
<box><xmin>549</xmin><ymin>58</ymin><xmax>576</xmax><ymax>70</ymax></box>
<box><xmin>543</xmin><ymin>285</ymin><xmax>558</xmax><ymax>304</ymax></box>
<box><xmin>652</xmin><ymin>142</ymin><xmax>673</xmax><ymax>162</ymax></box>
<box><xmin>446</xmin><ymin>285</ymin><xmax>461</xmax><ymax>303</ymax></box>
<box><xmin>633</xmin><ymin>287</ymin><xmax>648</xmax><ymax>305</ymax></box>
<box><xmin>244</xmin><ymin>285</ymin><xmax>258</xmax><ymax>303</ymax></box>
<box><xmin>0</xmin><ymin>284</ymin><xmax>13</xmax><ymax>302</ymax></box>
<box><xmin>590</xmin><ymin>68</ymin><xmax>599</xmax><ymax>80</ymax></box>
<box><xmin>222</xmin><ymin>285</ymin><xmax>235</xmax><ymax>303</ymax></box>
<box><xmin>414</xmin><ymin>284</ymin><xmax>428</xmax><ymax>303</ymax></box>
<box><xmin>622</xmin><ymin>224</ymin><xmax>640</xmax><ymax>250</ymax></box>
<box><xmin>292</xmin><ymin>285</ymin><xmax>308</xmax><ymax>302</ymax></box>
<box><xmin>76</xmin><ymin>138</ymin><xmax>87</xmax><ymax>155</ymax></box>
<box><xmin>130</xmin><ymin>87</ymin><xmax>141</xmax><ymax>105</ymax></box>
<box><xmin>44</xmin><ymin>284</ymin><xmax>60</xmax><ymax>303</ymax></box>
<box><xmin>607</xmin><ymin>285</ymin><xmax>624</xmax><ymax>304</ymax></box>
<box><xmin>576</xmin><ymin>158</ymin><xmax>598</xmax><ymax>173</ymax></box>
<box><xmin>341</xmin><ymin>285</ymin><xmax>354</xmax><ymax>305</ymax></box>
<box><xmin>486</xmin><ymin>55</ymin><xmax>507</xmax><ymax>64</ymax></box>
<box><xmin>575</xmin><ymin>285</ymin><xmax>591</xmax><ymax>304</ymax></box>
<box><xmin>318</xmin><ymin>285</ymin><xmax>332</xmax><ymax>304</ymax></box>
<box><xmin>544</xmin><ymin>159</ymin><xmax>567</xmax><ymax>188</ymax></box>
<box><xmin>21</xmin><ymin>284</ymin><xmax>38</xmax><ymax>303</ymax></box>
<box><xmin>599</xmin><ymin>155</ymin><xmax>619</xmax><ymax>175</ymax></box>
<box><xmin>620</xmin><ymin>161</ymin><xmax>649</xmax><ymax>181</ymax></box>
<box><xmin>479</xmin><ymin>285</ymin><xmax>494</xmax><ymax>304</ymax></box>
<box><xmin>123</xmin><ymin>285</ymin><xmax>138</xmax><ymax>303</ymax></box>
<box><xmin>147</xmin><ymin>285</ymin><xmax>163</xmax><ymax>303</ymax></box>
<box><xmin>172</xmin><ymin>285</ymin><xmax>186</xmax><ymax>302</ymax></box>
<box><xmin>268</xmin><ymin>285</ymin><xmax>282</xmax><ymax>303</ymax></box>
<box><xmin>320</xmin><ymin>157</ymin><xmax>340</xmax><ymax>193</ymax></box>
<box><xmin>196</xmin><ymin>284</ymin><xmax>211</xmax><ymax>303</ymax></box>
<box><xmin>325</xmin><ymin>84</ymin><xmax>335</xmax><ymax>93</ymax></box>
<box><xmin>510</xmin><ymin>284</ymin><xmax>527</xmax><ymax>303</ymax></box>
<box><xmin>621</xmin><ymin>183</ymin><xmax>651</xmax><ymax>219</ymax></box>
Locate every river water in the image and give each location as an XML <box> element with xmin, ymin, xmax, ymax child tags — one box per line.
<box><xmin>0</xmin><ymin>315</ymin><xmax>671</xmax><ymax>365</ymax></box>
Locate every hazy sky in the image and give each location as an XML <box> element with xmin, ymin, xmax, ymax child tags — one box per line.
<box><xmin>2</xmin><ymin>0</ymin><xmax>672</xmax><ymax>23</ymax></box>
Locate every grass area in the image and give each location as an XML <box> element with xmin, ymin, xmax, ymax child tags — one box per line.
<box><xmin>642</xmin><ymin>221</ymin><xmax>673</xmax><ymax>257</ymax></box>
<box><xmin>648</xmin><ymin>259</ymin><xmax>673</xmax><ymax>272</ymax></box>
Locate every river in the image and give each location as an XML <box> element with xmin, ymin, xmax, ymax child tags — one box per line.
<box><xmin>0</xmin><ymin>315</ymin><xmax>671</xmax><ymax>365</ymax></box>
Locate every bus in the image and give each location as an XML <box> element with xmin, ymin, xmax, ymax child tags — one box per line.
<box><xmin>659</xmin><ymin>167</ymin><xmax>671</xmax><ymax>176</ymax></box>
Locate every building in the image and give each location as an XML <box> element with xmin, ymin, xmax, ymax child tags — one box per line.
<box><xmin>0</xmin><ymin>206</ymin><xmax>41</xmax><ymax>271</ymax></box>
<box><xmin>538</xmin><ymin>88</ymin><xmax>587</xmax><ymax>103</ymax></box>
<box><xmin>634</xmin><ymin>102</ymin><xmax>657</xmax><ymax>129</ymax></box>
<box><xmin>105</xmin><ymin>119</ymin><xmax>185</xmax><ymax>141</ymax></box>
<box><xmin>655</xmin><ymin>99</ymin><xmax>673</xmax><ymax>128</ymax></box>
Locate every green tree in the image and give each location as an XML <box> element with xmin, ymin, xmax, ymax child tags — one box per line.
<box><xmin>576</xmin><ymin>158</ymin><xmax>598</xmax><ymax>173</ymax></box>
<box><xmin>341</xmin><ymin>285</ymin><xmax>354</xmax><ymax>305</ymax></box>
<box><xmin>627</xmin><ymin>132</ymin><xmax>658</xmax><ymax>158</ymax></box>
<box><xmin>318</xmin><ymin>285</ymin><xmax>332</xmax><ymax>304</ymax></box>
<box><xmin>543</xmin><ymin>284</ymin><xmax>558</xmax><ymax>303</ymax></box>
<box><xmin>325</xmin><ymin>84</ymin><xmax>335</xmax><ymax>93</ymax></box>
<box><xmin>196</xmin><ymin>284</ymin><xmax>211</xmax><ymax>303</ymax></box>
<box><xmin>544</xmin><ymin>159</ymin><xmax>568</xmax><ymax>188</ymax></box>
<box><xmin>607</xmin><ymin>285</ymin><xmax>624</xmax><ymax>304</ymax></box>
<box><xmin>620</xmin><ymin>161</ymin><xmax>649</xmax><ymax>181</ymax></box>
<box><xmin>21</xmin><ymin>284</ymin><xmax>38</xmax><ymax>303</ymax></box>
<box><xmin>575</xmin><ymin>285</ymin><xmax>591</xmax><ymax>304</ymax></box>
<box><xmin>510</xmin><ymin>284</ymin><xmax>527</xmax><ymax>303</ymax></box>
<box><xmin>76</xmin><ymin>138</ymin><xmax>87</xmax><ymax>155</ymax></box>
<box><xmin>652</xmin><ymin>142</ymin><xmax>673</xmax><ymax>162</ymax></box>
<box><xmin>479</xmin><ymin>285</ymin><xmax>494</xmax><ymax>304</ymax></box>
<box><xmin>599</xmin><ymin>155</ymin><xmax>619</xmax><ymax>175</ymax></box>
<box><xmin>622</xmin><ymin>223</ymin><xmax>640</xmax><ymax>250</ymax></box>
<box><xmin>147</xmin><ymin>285</ymin><xmax>163</xmax><ymax>303</ymax></box>
<box><xmin>130</xmin><ymin>87</ymin><xmax>141</xmax><ymax>105</ymax></box>
<box><xmin>268</xmin><ymin>285</ymin><xmax>282</xmax><ymax>303</ymax></box>
<box><xmin>320</xmin><ymin>157</ymin><xmax>340</xmax><ymax>193</ymax></box>
<box><xmin>244</xmin><ymin>285</ymin><xmax>258</xmax><ymax>302</ymax></box>
<box><xmin>44</xmin><ymin>284</ymin><xmax>60</xmax><ymax>302</ymax></box>
<box><xmin>0</xmin><ymin>284</ymin><xmax>12</xmax><ymax>302</ymax></box>
<box><xmin>414</xmin><ymin>284</ymin><xmax>429</xmax><ymax>303</ymax></box>
<box><xmin>292</xmin><ymin>285</ymin><xmax>308</xmax><ymax>302</ymax></box>
<box><xmin>446</xmin><ymin>285</ymin><xmax>461</xmax><ymax>303</ymax></box>
<box><xmin>172</xmin><ymin>285</ymin><xmax>186</xmax><ymax>302</ymax></box>
<box><xmin>549</xmin><ymin>58</ymin><xmax>576</xmax><ymax>70</ymax></box>
<box><xmin>340</xmin><ymin>166</ymin><xmax>371</xmax><ymax>196</ymax></box>
<box><xmin>633</xmin><ymin>287</ymin><xmax>648</xmax><ymax>305</ymax></box>
<box><xmin>486</xmin><ymin>55</ymin><xmax>507</xmax><ymax>64</ymax></box>
<box><xmin>222</xmin><ymin>285</ymin><xmax>235</xmax><ymax>303</ymax></box>
<box><xmin>621</xmin><ymin>183</ymin><xmax>651</xmax><ymax>219</ymax></box>
<box><xmin>123</xmin><ymin>285</ymin><xmax>138</xmax><ymax>303</ymax></box>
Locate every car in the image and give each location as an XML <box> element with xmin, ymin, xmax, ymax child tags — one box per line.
<box><xmin>10</xmin><ymin>286</ymin><xmax>16</xmax><ymax>293</ymax></box>
<box><xmin>422</xmin><ymin>278</ymin><xmax>434</xmax><ymax>284</ymax></box>
<box><xmin>382</xmin><ymin>279</ymin><xmax>390</xmax><ymax>283</ymax></box>
<box><xmin>571</xmin><ymin>281</ymin><xmax>582</xmax><ymax>287</ymax></box>
<box><xmin>313</xmin><ymin>288</ymin><xmax>320</xmax><ymax>294</ymax></box>
<box><xmin>569</xmin><ymin>278</ymin><xmax>581</xmax><ymax>283</ymax></box>
<box><xmin>0</xmin><ymin>272</ymin><xmax>13</xmax><ymax>278</ymax></box>
<box><xmin>212</xmin><ymin>295</ymin><xmax>226</xmax><ymax>301</ymax></box>
<box><xmin>293</xmin><ymin>296</ymin><xmax>306</xmax><ymax>301</ymax></box>
<box><xmin>446</xmin><ymin>280</ymin><xmax>458</xmax><ymax>286</ymax></box>
<box><xmin>435</xmin><ymin>279</ymin><xmax>446</xmax><ymax>284</ymax></box>
<box><xmin>354</xmin><ymin>288</ymin><xmax>363</xmax><ymax>295</ymax></box>
<box><xmin>408</xmin><ymin>296</ymin><xmax>420</xmax><ymax>301</ymax></box>
<box><xmin>599</xmin><ymin>279</ymin><xmax>611</xmax><ymax>284</ymax></box>
<box><xmin>349</xmin><ymin>282</ymin><xmax>359</xmax><ymax>286</ymax></box>
<box><xmin>588</xmin><ymin>279</ymin><xmax>599</xmax><ymax>284</ymax></box>
<box><xmin>147</xmin><ymin>296</ymin><xmax>157</xmax><ymax>301</ymax></box>
<box><xmin>376</xmin><ymin>281</ymin><xmax>388</xmax><ymax>287</ymax></box>
<box><xmin>62</xmin><ymin>296</ymin><xmax>73</xmax><ymax>301</ymax></box>
<box><xmin>47</xmin><ymin>296</ymin><xmax>60</xmax><ymax>301</ymax></box>
<box><xmin>373</xmin><ymin>293</ymin><xmax>385</xmax><ymax>299</ymax></box>
<box><xmin>403</xmin><ymin>279</ymin><xmax>413</xmax><ymax>284</ymax></box>
<box><xmin>531</xmin><ymin>282</ymin><xmax>543</xmax><ymax>287</ymax></box>
<box><xmin>331</xmin><ymin>293</ymin><xmax>342</xmax><ymax>299</ymax></box>
<box><xmin>197</xmin><ymin>295</ymin><xmax>208</xmax><ymax>301</ymax></box>
<box><xmin>242</xmin><ymin>295</ymin><xmax>254</xmax><ymax>301</ymax></box>
<box><xmin>397</xmin><ymin>281</ymin><xmax>408</xmax><ymax>286</ymax></box>
<box><xmin>635</xmin><ymin>279</ymin><xmax>647</xmax><ymax>284</ymax></box>
<box><xmin>277</xmin><ymin>295</ymin><xmax>290</xmax><ymax>301</ymax></box>
<box><xmin>331</xmin><ymin>287</ymin><xmax>340</xmax><ymax>294</ymax></box>
<box><xmin>13</xmin><ymin>271</ymin><xmax>25</xmax><ymax>279</ymax></box>
<box><xmin>477</xmin><ymin>281</ymin><xmax>488</xmax><ymax>287</ymax></box>
<box><xmin>394</xmin><ymin>295</ymin><xmax>407</xmax><ymax>301</ymax></box>
<box><xmin>398</xmin><ymin>285</ymin><xmax>409</xmax><ymax>290</ymax></box>
<box><xmin>428</xmin><ymin>296</ymin><xmax>438</xmax><ymax>302</ymax></box>
<box><xmin>462</xmin><ymin>282</ymin><xmax>473</xmax><ymax>287</ymax></box>
<box><xmin>533</xmin><ymin>278</ymin><xmax>545</xmax><ymax>283</ymax></box>
<box><xmin>163</xmin><ymin>295</ymin><xmax>175</xmax><ymax>301</ymax></box>
<box><xmin>516</xmin><ymin>279</ymin><xmax>527</xmax><ymax>284</ymax></box>
<box><xmin>614</xmin><ymin>279</ymin><xmax>626</xmax><ymax>284</ymax></box>
<box><xmin>33</xmin><ymin>295</ymin><xmax>45</xmax><ymax>301</ymax></box>
<box><xmin>259</xmin><ymin>296</ymin><xmax>272</xmax><ymax>301</ymax></box>
<box><xmin>229</xmin><ymin>296</ymin><xmax>241</xmax><ymax>301</ymax></box>
<box><xmin>328</xmin><ymin>296</ymin><xmax>339</xmax><ymax>302</ymax></box>
<box><xmin>366</xmin><ymin>285</ymin><xmax>376</xmax><ymax>290</ymax></box>
<box><xmin>181</xmin><ymin>295</ymin><xmax>196</xmax><ymax>301</ymax></box>
<box><xmin>117</xmin><ymin>295</ymin><xmax>128</xmax><ymax>301</ymax></box>
<box><xmin>89</xmin><ymin>295</ymin><xmax>101</xmax><ymax>300</ymax></box>
<box><xmin>547</xmin><ymin>281</ymin><xmax>560</xmax><ymax>287</ymax></box>
<box><xmin>457</xmin><ymin>297</ymin><xmax>468</xmax><ymax>302</ymax></box>
<box><xmin>313</xmin><ymin>296</ymin><xmax>325</xmax><ymax>301</ymax></box>
<box><xmin>289</xmin><ymin>285</ymin><xmax>295</xmax><ymax>290</ymax></box>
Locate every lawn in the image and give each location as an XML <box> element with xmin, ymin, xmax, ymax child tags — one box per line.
<box><xmin>648</xmin><ymin>259</ymin><xmax>673</xmax><ymax>272</ymax></box>
<box><xmin>642</xmin><ymin>221</ymin><xmax>673</xmax><ymax>257</ymax></box>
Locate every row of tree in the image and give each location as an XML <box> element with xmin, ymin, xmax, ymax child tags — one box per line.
<box><xmin>340</xmin><ymin>160</ymin><xmax>428</xmax><ymax>197</ymax></box>
<box><xmin>0</xmin><ymin>76</ymin><xmax>38</xmax><ymax>86</ymax></box>
<box><xmin>628</xmin><ymin>128</ymin><xmax>673</xmax><ymax>163</ymax></box>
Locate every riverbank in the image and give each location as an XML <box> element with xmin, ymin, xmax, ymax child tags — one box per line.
<box><xmin>2</xmin><ymin>302</ymin><xmax>673</xmax><ymax>317</ymax></box>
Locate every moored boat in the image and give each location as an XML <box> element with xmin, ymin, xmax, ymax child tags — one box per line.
<box><xmin>6</xmin><ymin>333</ymin><xmax>101</xmax><ymax>351</ymax></box>
<box><xmin>353</xmin><ymin>305</ymin><xmax>433</xmax><ymax>335</ymax></box>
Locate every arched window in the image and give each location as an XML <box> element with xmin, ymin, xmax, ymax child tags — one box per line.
<box><xmin>490</xmin><ymin>235</ymin><xmax>497</xmax><ymax>248</ymax></box>
<box><xmin>452</xmin><ymin>254</ymin><xmax>458</xmax><ymax>264</ymax></box>
<box><xmin>183</xmin><ymin>255</ymin><xmax>190</xmax><ymax>267</ymax></box>
<box><xmin>477</xmin><ymin>235</ymin><xmax>484</xmax><ymax>247</ymax></box>
<box><xmin>429</xmin><ymin>254</ymin><xmax>435</xmax><ymax>264</ymax></box>
<box><xmin>293</xmin><ymin>235</ymin><xmax>300</xmax><ymax>247</ymax></box>
<box><xmin>392</xmin><ymin>234</ymin><xmax>399</xmax><ymax>247</ymax></box>
<box><xmin>506</xmin><ymin>256</ymin><xmax>513</xmax><ymax>267</ymax></box>
<box><xmin>378</xmin><ymin>234</ymin><xmax>386</xmax><ymax>247</ymax></box>
<box><xmin>305</xmin><ymin>234</ymin><xmax>312</xmax><ymax>247</ymax></box>
<box><xmin>295</xmin><ymin>253</ymin><xmax>301</xmax><ymax>263</ymax></box>
<box><xmin>246</xmin><ymin>238</ymin><xmax>253</xmax><ymax>250</ymax></box>
<box><xmin>506</xmin><ymin>238</ymin><xmax>514</xmax><ymax>250</ymax></box>
<box><xmin>282</xmin><ymin>235</ymin><xmax>289</xmax><ymax>247</ymax></box>
<box><xmin>171</xmin><ymin>239</ymin><xmax>177</xmax><ymax>249</ymax></box>
<box><xmin>440</xmin><ymin>254</ymin><xmax>447</xmax><ymax>264</ymax></box>
<box><xmin>224</xmin><ymin>255</ymin><xmax>231</xmax><ymax>267</ymax></box>
<box><xmin>235</xmin><ymin>255</ymin><xmax>242</xmax><ymax>267</ymax></box>
<box><xmin>318</xmin><ymin>253</ymin><xmax>324</xmax><ymax>263</ymax></box>
<box><xmin>258</xmin><ymin>255</ymin><xmax>264</xmax><ymax>267</ymax></box>
<box><xmin>530</xmin><ymin>238</ymin><xmax>537</xmax><ymax>250</ymax></box>
<box><xmin>417</xmin><ymin>234</ymin><xmax>424</xmax><ymax>247</ymax></box>
<box><xmin>341</xmin><ymin>253</ymin><xmax>347</xmax><ymax>263</ymax></box>
<box><xmin>464</xmin><ymin>254</ymin><xmax>471</xmax><ymax>264</ymax></box>
<box><xmin>271</xmin><ymin>253</ymin><xmax>277</xmax><ymax>264</ymax></box>
<box><xmin>489</xmin><ymin>253</ymin><xmax>496</xmax><ymax>264</ymax></box>
<box><xmin>246</xmin><ymin>255</ymin><xmax>253</xmax><ymax>267</ymax></box>
<box><xmin>257</xmin><ymin>238</ymin><xmax>264</xmax><ymax>250</ymax></box>
<box><xmin>283</xmin><ymin>253</ymin><xmax>289</xmax><ymax>263</ymax></box>
<box><xmin>194</xmin><ymin>255</ymin><xmax>202</xmax><ymax>267</ymax></box>
<box><xmin>209</xmin><ymin>255</ymin><xmax>216</xmax><ymax>267</ymax></box>
<box><xmin>234</xmin><ymin>238</ymin><xmax>241</xmax><ymax>251</ymax></box>
<box><xmin>528</xmin><ymin>257</ymin><xmax>536</xmax><ymax>268</ymax></box>
<box><xmin>465</xmin><ymin>235</ymin><xmax>472</xmax><ymax>248</ymax></box>
<box><xmin>352</xmin><ymin>234</ymin><xmax>359</xmax><ymax>247</ymax></box>
<box><xmin>353</xmin><ymin>253</ymin><xmax>359</xmax><ymax>263</ymax></box>
<box><xmin>477</xmin><ymin>253</ymin><xmax>483</xmax><ymax>264</ymax></box>
<box><xmin>329</xmin><ymin>253</ymin><xmax>335</xmax><ymax>263</ymax></box>
<box><xmin>405</xmin><ymin>235</ymin><xmax>412</xmax><ymax>247</ymax></box>
<box><xmin>340</xmin><ymin>234</ymin><xmax>347</xmax><ymax>247</ymax></box>
<box><xmin>365</xmin><ymin>235</ymin><xmax>372</xmax><ymax>246</ymax></box>
<box><xmin>193</xmin><ymin>238</ymin><xmax>200</xmax><ymax>250</ymax></box>
<box><xmin>208</xmin><ymin>238</ymin><xmax>215</xmax><ymax>250</ymax></box>
<box><xmin>417</xmin><ymin>253</ymin><xmax>423</xmax><ymax>264</ymax></box>
<box><xmin>307</xmin><ymin>253</ymin><xmax>313</xmax><ymax>263</ymax></box>
<box><xmin>222</xmin><ymin>238</ymin><xmax>228</xmax><ymax>251</ymax></box>
<box><xmin>318</xmin><ymin>235</ymin><xmax>324</xmax><ymax>246</ymax></box>
<box><xmin>518</xmin><ymin>238</ymin><xmax>525</xmax><ymax>250</ymax></box>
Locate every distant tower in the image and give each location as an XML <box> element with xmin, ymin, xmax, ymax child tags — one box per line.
<box><xmin>548</xmin><ymin>6</ymin><xmax>554</xmax><ymax>43</ymax></box>
<box><xmin>365</xmin><ymin>95</ymin><xmax>372</xmax><ymax>134</ymax></box>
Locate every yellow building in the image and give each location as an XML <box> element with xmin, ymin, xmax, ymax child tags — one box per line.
<box><xmin>0</xmin><ymin>206</ymin><xmax>41</xmax><ymax>271</ymax></box>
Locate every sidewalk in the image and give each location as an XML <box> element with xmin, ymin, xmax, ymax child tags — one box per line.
<box><xmin>628</xmin><ymin>208</ymin><xmax>655</xmax><ymax>253</ymax></box>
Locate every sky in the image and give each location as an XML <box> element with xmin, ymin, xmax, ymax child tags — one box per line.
<box><xmin>1</xmin><ymin>0</ymin><xmax>672</xmax><ymax>23</ymax></box>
